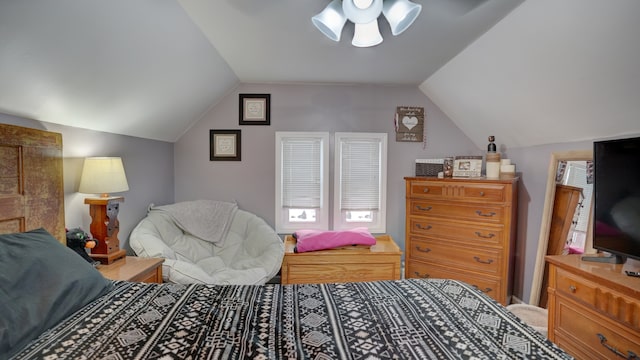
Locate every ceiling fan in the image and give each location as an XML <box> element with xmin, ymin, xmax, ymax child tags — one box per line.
<box><xmin>312</xmin><ymin>0</ymin><xmax>422</xmax><ymax>48</ymax></box>
<box><xmin>311</xmin><ymin>0</ymin><xmax>489</xmax><ymax>48</ymax></box>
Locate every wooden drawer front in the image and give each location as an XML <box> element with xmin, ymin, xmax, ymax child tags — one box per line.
<box><xmin>409</xmin><ymin>181</ymin><xmax>444</xmax><ymax>198</ymax></box>
<box><xmin>555</xmin><ymin>268</ymin><xmax>597</xmax><ymax>307</ymax></box>
<box><xmin>409</xmin><ymin>181</ymin><xmax>507</xmax><ymax>203</ymax></box>
<box><xmin>409</xmin><ymin>200</ymin><xmax>505</xmax><ymax>224</ymax></box>
<box><xmin>555</xmin><ymin>298</ymin><xmax>640</xmax><ymax>359</ymax></box>
<box><xmin>131</xmin><ymin>268</ymin><xmax>161</xmax><ymax>283</ymax></box>
<box><xmin>408</xmin><ymin>237</ymin><xmax>502</xmax><ymax>276</ymax></box>
<box><xmin>408</xmin><ymin>217</ymin><xmax>504</xmax><ymax>247</ymax></box>
<box><xmin>407</xmin><ymin>261</ymin><xmax>502</xmax><ymax>303</ymax></box>
<box><xmin>284</xmin><ymin>262</ymin><xmax>399</xmax><ymax>284</ymax></box>
<box><xmin>556</xmin><ymin>269</ymin><xmax>640</xmax><ymax>330</ymax></box>
<box><xmin>459</xmin><ymin>183</ymin><xmax>507</xmax><ymax>202</ymax></box>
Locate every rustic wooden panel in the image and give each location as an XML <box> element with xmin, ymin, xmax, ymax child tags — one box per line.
<box><xmin>0</xmin><ymin>124</ymin><xmax>65</xmax><ymax>243</ymax></box>
<box><xmin>0</xmin><ymin>145</ymin><xmax>22</xmax><ymax>195</ymax></box>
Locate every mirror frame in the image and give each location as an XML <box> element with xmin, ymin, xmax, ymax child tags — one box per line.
<box><xmin>529</xmin><ymin>149</ymin><xmax>594</xmax><ymax>306</ymax></box>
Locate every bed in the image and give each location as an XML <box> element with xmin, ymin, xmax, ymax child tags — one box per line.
<box><xmin>0</xmin><ymin>124</ymin><xmax>572</xmax><ymax>359</ymax></box>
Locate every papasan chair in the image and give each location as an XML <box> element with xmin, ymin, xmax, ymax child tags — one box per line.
<box><xmin>129</xmin><ymin>200</ymin><xmax>284</xmax><ymax>285</ymax></box>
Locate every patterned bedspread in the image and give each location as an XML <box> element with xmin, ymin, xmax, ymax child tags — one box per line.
<box><xmin>13</xmin><ymin>279</ymin><xmax>571</xmax><ymax>359</ymax></box>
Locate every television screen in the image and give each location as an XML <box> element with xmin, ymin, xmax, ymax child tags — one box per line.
<box><xmin>593</xmin><ymin>136</ymin><xmax>640</xmax><ymax>262</ymax></box>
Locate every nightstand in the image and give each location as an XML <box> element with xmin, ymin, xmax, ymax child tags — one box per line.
<box><xmin>97</xmin><ymin>256</ymin><xmax>164</xmax><ymax>283</ymax></box>
<box><xmin>281</xmin><ymin>234</ymin><xmax>402</xmax><ymax>285</ymax></box>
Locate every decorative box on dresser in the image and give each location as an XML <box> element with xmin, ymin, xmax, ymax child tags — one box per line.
<box><xmin>404</xmin><ymin>176</ymin><xmax>518</xmax><ymax>305</ymax></box>
<box><xmin>546</xmin><ymin>255</ymin><xmax>640</xmax><ymax>359</ymax></box>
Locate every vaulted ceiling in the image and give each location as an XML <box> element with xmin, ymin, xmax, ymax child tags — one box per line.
<box><xmin>1</xmin><ymin>0</ymin><xmax>638</xmax><ymax>148</ymax></box>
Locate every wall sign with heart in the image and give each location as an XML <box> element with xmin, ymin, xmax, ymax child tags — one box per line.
<box><xmin>395</xmin><ymin>106</ymin><xmax>424</xmax><ymax>142</ymax></box>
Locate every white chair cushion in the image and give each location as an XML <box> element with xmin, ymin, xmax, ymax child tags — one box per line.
<box><xmin>130</xmin><ymin>206</ymin><xmax>284</xmax><ymax>285</ymax></box>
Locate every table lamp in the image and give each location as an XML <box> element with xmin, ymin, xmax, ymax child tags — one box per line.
<box><xmin>78</xmin><ymin>157</ymin><xmax>129</xmax><ymax>264</ymax></box>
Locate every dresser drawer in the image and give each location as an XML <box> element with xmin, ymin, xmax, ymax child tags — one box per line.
<box><xmin>407</xmin><ymin>217</ymin><xmax>504</xmax><ymax>246</ymax></box>
<box><xmin>409</xmin><ymin>200</ymin><xmax>505</xmax><ymax>224</ymax></box>
<box><xmin>409</xmin><ymin>181</ymin><xmax>507</xmax><ymax>203</ymax></box>
<box><xmin>554</xmin><ymin>297</ymin><xmax>640</xmax><ymax>359</ymax></box>
<box><xmin>554</xmin><ymin>268</ymin><xmax>597</xmax><ymax>306</ymax></box>
<box><xmin>407</xmin><ymin>261</ymin><xmax>502</xmax><ymax>302</ymax></box>
<box><xmin>408</xmin><ymin>236</ymin><xmax>502</xmax><ymax>276</ymax></box>
<box><xmin>409</xmin><ymin>181</ymin><xmax>444</xmax><ymax>198</ymax></box>
<box><xmin>283</xmin><ymin>262</ymin><xmax>398</xmax><ymax>284</ymax></box>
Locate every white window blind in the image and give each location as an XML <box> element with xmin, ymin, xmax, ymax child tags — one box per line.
<box><xmin>334</xmin><ymin>132</ymin><xmax>387</xmax><ymax>233</ymax></box>
<box><xmin>282</xmin><ymin>137</ymin><xmax>322</xmax><ymax>208</ymax></box>
<box><xmin>275</xmin><ymin>132</ymin><xmax>329</xmax><ymax>233</ymax></box>
<box><xmin>339</xmin><ymin>138</ymin><xmax>381</xmax><ymax>210</ymax></box>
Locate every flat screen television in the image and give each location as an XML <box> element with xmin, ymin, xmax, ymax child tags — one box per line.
<box><xmin>587</xmin><ymin>136</ymin><xmax>640</xmax><ymax>264</ymax></box>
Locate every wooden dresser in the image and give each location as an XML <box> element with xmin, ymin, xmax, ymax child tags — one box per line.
<box><xmin>546</xmin><ymin>255</ymin><xmax>640</xmax><ymax>359</ymax></box>
<box><xmin>404</xmin><ymin>176</ymin><xmax>518</xmax><ymax>305</ymax></box>
<box><xmin>281</xmin><ymin>234</ymin><xmax>402</xmax><ymax>285</ymax></box>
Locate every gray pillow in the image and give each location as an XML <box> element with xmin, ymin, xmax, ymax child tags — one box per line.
<box><xmin>0</xmin><ymin>228</ymin><xmax>113</xmax><ymax>358</ymax></box>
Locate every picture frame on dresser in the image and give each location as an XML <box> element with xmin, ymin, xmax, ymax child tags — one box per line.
<box><xmin>452</xmin><ymin>156</ymin><xmax>482</xmax><ymax>177</ymax></box>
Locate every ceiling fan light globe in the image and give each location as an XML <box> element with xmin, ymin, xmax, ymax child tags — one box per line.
<box><xmin>312</xmin><ymin>0</ymin><xmax>347</xmax><ymax>41</ymax></box>
<box><xmin>343</xmin><ymin>0</ymin><xmax>383</xmax><ymax>24</ymax></box>
<box><xmin>352</xmin><ymin>20</ymin><xmax>383</xmax><ymax>47</ymax></box>
<box><xmin>383</xmin><ymin>0</ymin><xmax>422</xmax><ymax>36</ymax></box>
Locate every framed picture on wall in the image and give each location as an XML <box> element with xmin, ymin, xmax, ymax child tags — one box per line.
<box><xmin>239</xmin><ymin>93</ymin><xmax>270</xmax><ymax>125</ymax></box>
<box><xmin>210</xmin><ymin>129</ymin><xmax>241</xmax><ymax>161</ymax></box>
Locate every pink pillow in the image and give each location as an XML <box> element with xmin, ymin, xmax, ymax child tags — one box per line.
<box><xmin>294</xmin><ymin>227</ymin><xmax>376</xmax><ymax>253</ymax></box>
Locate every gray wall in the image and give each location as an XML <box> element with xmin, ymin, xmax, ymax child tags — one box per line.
<box><xmin>1</xmin><ymin>113</ymin><xmax>174</xmax><ymax>252</ymax></box>
<box><xmin>174</xmin><ymin>83</ymin><xmax>482</xmax><ymax>255</ymax></box>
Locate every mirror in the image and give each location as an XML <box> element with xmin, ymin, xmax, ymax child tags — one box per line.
<box><xmin>529</xmin><ymin>150</ymin><xmax>595</xmax><ymax>306</ymax></box>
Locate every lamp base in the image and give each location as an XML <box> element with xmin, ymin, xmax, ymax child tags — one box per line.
<box><xmin>91</xmin><ymin>248</ymin><xmax>127</xmax><ymax>265</ymax></box>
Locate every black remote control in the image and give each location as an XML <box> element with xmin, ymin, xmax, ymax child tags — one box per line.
<box><xmin>625</xmin><ymin>271</ymin><xmax>640</xmax><ymax>277</ymax></box>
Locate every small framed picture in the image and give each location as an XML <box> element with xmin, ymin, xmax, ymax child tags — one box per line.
<box><xmin>453</xmin><ymin>156</ymin><xmax>482</xmax><ymax>177</ymax></box>
<box><xmin>210</xmin><ymin>130</ymin><xmax>241</xmax><ymax>161</ymax></box>
<box><xmin>239</xmin><ymin>94</ymin><xmax>270</xmax><ymax>125</ymax></box>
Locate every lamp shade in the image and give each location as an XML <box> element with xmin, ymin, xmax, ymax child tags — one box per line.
<box><xmin>78</xmin><ymin>157</ymin><xmax>129</xmax><ymax>196</ymax></box>
<box><xmin>383</xmin><ymin>0</ymin><xmax>422</xmax><ymax>36</ymax></box>
<box><xmin>311</xmin><ymin>0</ymin><xmax>347</xmax><ymax>42</ymax></box>
<box><xmin>352</xmin><ymin>21</ymin><xmax>383</xmax><ymax>47</ymax></box>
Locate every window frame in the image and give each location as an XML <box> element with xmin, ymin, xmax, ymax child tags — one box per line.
<box><xmin>333</xmin><ymin>132</ymin><xmax>387</xmax><ymax>233</ymax></box>
<box><xmin>275</xmin><ymin>131</ymin><xmax>330</xmax><ymax>233</ymax></box>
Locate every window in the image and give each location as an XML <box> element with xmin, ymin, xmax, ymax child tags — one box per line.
<box><xmin>333</xmin><ymin>133</ymin><xmax>387</xmax><ymax>232</ymax></box>
<box><xmin>276</xmin><ymin>132</ymin><xmax>387</xmax><ymax>234</ymax></box>
<box><xmin>275</xmin><ymin>132</ymin><xmax>329</xmax><ymax>233</ymax></box>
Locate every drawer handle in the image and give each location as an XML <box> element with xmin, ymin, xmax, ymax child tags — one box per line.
<box><xmin>475</xmin><ymin>210</ymin><xmax>496</xmax><ymax>217</ymax></box>
<box><xmin>423</xmin><ymin>188</ymin><xmax>430</xmax><ymax>193</ymax></box>
<box><xmin>415</xmin><ymin>246</ymin><xmax>431</xmax><ymax>253</ymax></box>
<box><xmin>569</xmin><ymin>285</ymin><xmax>577</xmax><ymax>293</ymax></box>
<box><xmin>479</xmin><ymin>191</ymin><xmax>485</xmax><ymax>196</ymax></box>
<box><xmin>416</xmin><ymin>205</ymin><xmax>432</xmax><ymax>211</ymax></box>
<box><xmin>416</xmin><ymin>224</ymin><xmax>432</xmax><ymax>231</ymax></box>
<box><xmin>472</xmin><ymin>285</ymin><xmax>492</xmax><ymax>293</ymax></box>
<box><xmin>473</xmin><ymin>256</ymin><xmax>494</xmax><ymax>265</ymax></box>
<box><xmin>474</xmin><ymin>232</ymin><xmax>495</xmax><ymax>239</ymax></box>
<box><xmin>414</xmin><ymin>272</ymin><xmax>430</xmax><ymax>278</ymax></box>
<box><xmin>597</xmin><ymin>333</ymin><xmax>638</xmax><ymax>359</ymax></box>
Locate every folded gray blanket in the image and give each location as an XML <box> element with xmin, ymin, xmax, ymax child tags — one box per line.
<box><xmin>150</xmin><ymin>200</ymin><xmax>237</xmax><ymax>245</ymax></box>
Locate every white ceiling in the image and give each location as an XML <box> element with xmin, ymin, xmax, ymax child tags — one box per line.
<box><xmin>1</xmin><ymin>0</ymin><xmax>639</xmax><ymax>147</ymax></box>
<box><xmin>421</xmin><ymin>0</ymin><xmax>640</xmax><ymax>149</ymax></box>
